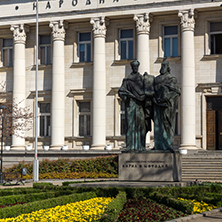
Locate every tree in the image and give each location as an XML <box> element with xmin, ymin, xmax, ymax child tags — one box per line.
<box><xmin>0</xmin><ymin>82</ymin><xmax>33</xmax><ymax>139</ymax></box>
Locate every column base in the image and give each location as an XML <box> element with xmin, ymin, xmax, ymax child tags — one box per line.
<box><xmin>91</xmin><ymin>144</ymin><xmax>106</xmax><ymax>150</ymax></box>
<box><xmin>50</xmin><ymin>145</ymin><xmax>63</xmax><ymax>150</ymax></box>
<box><xmin>10</xmin><ymin>145</ymin><xmax>26</xmax><ymax>150</ymax></box>
<box><xmin>179</xmin><ymin>144</ymin><xmax>200</xmax><ymax>150</ymax></box>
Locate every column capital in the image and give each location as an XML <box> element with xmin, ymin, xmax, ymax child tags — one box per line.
<box><xmin>49</xmin><ymin>20</ymin><xmax>68</xmax><ymax>41</ymax></box>
<box><xmin>90</xmin><ymin>17</ymin><xmax>107</xmax><ymax>38</ymax></box>
<box><xmin>10</xmin><ymin>24</ymin><xmax>29</xmax><ymax>44</ymax></box>
<box><xmin>134</xmin><ymin>13</ymin><xmax>151</xmax><ymax>35</ymax></box>
<box><xmin>178</xmin><ymin>9</ymin><xmax>196</xmax><ymax>32</ymax></box>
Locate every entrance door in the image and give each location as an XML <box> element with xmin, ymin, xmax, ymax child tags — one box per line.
<box><xmin>207</xmin><ymin>110</ymin><xmax>216</xmax><ymax>150</ymax></box>
<box><xmin>218</xmin><ymin>110</ymin><xmax>222</xmax><ymax>150</ymax></box>
<box><xmin>206</xmin><ymin>97</ymin><xmax>222</xmax><ymax>150</ymax></box>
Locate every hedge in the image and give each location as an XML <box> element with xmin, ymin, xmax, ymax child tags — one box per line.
<box><xmin>0</xmin><ymin>191</ymin><xmax>97</xmax><ymax>219</ymax></box>
<box><xmin>149</xmin><ymin>192</ymin><xmax>194</xmax><ymax>214</ymax></box>
<box><xmin>0</xmin><ymin>188</ymin><xmax>42</xmax><ymax>197</ymax></box>
<box><xmin>123</xmin><ymin>188</ymin><xmax>194</xmax><ymax>214</ymax></box>
<box><xmin>4</xmin><ymin>155</ymin><xmax>118</xmax><ymax>175</ymax></box>
<box><xmin>99</xmin><ymin>191</ymin><xmax>127</xmax><ymax>222</ymax></box>
<box><xmin>0</xmin><ymin>190</ymin><xmax>74</xmax><ymax>206</ymax></box>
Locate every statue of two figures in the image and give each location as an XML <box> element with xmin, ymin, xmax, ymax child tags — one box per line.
<box><xmin>118</xmin><ymin>59</ymin><xmax>181</xmax><ymax>152</ymax></box>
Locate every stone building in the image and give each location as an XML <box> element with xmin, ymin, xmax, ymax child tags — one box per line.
<box><xmin>0</xmin><ymin>0</ymin><xmax>222</xmax><ymax>151</ymax></box>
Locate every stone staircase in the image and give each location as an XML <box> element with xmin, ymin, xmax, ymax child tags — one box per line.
<box><xmin>182</xmin><ymin>150</ymin><xmax>222</xmax><ymax>181</ymax></box>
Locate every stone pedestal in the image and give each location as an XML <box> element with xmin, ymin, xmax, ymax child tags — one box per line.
<box><xmin>119</xmin><ymin>152</ymin><xmax>182</xmax><ymax>181</ymax></box>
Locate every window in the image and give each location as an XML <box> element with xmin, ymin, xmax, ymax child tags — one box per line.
<box><xmin>78</xmin><ymin>32</ymin><xmax>91</xmax><ymax>62</ymax></box>
<box><xmin>39</xmin><ymin>103</ymin><xmax>50</xmax><ymax>137</ymax></box>
<box><xmin>39</xmin><ymin>35</ymin><xmax>51</xmax><ymax>65</ymax></box>
<box><xmin>163</xmin><ymin>26</ymin><xmax>178</xmax><ymax>57</ymax></box>
<box><xmin>78</xmin><ymin>102</ymin><xmax>90</xmax><ymax>136</ymax></box>
<box><xmin>120</xmin><ymin>29</ymin><xmax>134</xmax><ymax>60</ymax></box>
<box><xmin>210</xmin><ymin>22</ymin><xmax>222</xmax><ymax>54</ymax></box>
<box><xmin>119</xmin><ymin>100</ymin><xmax>125</xmax><ymax>135</ymax></box>
<box><xmin>2</xmin><ymin>39</ymin><xmax>13</xmax><ymax>67</ymax></box>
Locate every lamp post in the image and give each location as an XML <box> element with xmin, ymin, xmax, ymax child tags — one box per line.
<box><xmin>33</xmin><ymin>0</ymin><xmax>39</xmax><ymax>182</ymax></box>
<box><xmin>0</xmin><ymin>105</ymin><xmax>6</xmax><ymax>184</ymax></box>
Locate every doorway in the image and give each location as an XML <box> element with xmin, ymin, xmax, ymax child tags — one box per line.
<box><xmin>206</xmin><ymin>97</ymin><xmax>222</xmax><ymax>150</ymax></box>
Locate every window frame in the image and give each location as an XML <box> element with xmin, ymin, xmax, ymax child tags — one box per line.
<box><xmin>119</xmin><ymin>99</ymin><xmax>125</xmax><ymax>136</ymax></box>
<box><xmin>119</xmin><ymin>29</ymin><xmax>134</xmax><ymax>60</ymax></box>
<box><xmin>78</xmin><ymin>101</ymin><xmax>91</xmax><ymax>137</ymax></box>
<box><xmin>163</xmin><ymin>25</ymin><xmax>179</xmax><ymax>58</ymax></box>
<box><xmin>158</xmin><ymin>21</ymin><xmax>180</xmax><ymax>59</ymax></box>
<box><xmin>2</xmin><ymin>38</ymin><xmax>13</xmax><ymax>67</ymax></box>
<box><xmin>78</xmin><ymin>32</ymin><xmax>92</xmax><ymax>63</ymax></box>
<box><xmin>39</xmin><ymin>35</ymin><xmax>51</xmax><ymax>65</ymax></box>
<box><xmin>204</xmin><ymin>18</ymin><xmax>222</xmax><ymax>57</ymax></box>
<box><xmin>209</xmin><ymin>22</ymin><xmax>222</xmax><ymax>55</ymax></box>
<box><xmin>38</xmin><ymin>102</ymin><xmax>51</xmax><ymax>137</ymax></box>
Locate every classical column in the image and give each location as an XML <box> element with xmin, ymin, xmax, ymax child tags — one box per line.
<box><xmin>134</xmin><ymin>13</ymin><xmax>152</xmax><ymax>146</ymax></box>
<box><xmin>178</xmin><ymin>9</ymin><xmax>197</xmax><ymax>149</ymax></box>
<box><xmin>49</xmin><ymin>20</ymin><xmax>66</xmax><ymax>149</ymax></box>
<box><xmin>10</xmin><ymin>24</ymin><xmax>29</xmax><ymax>150</ymax></box>
<box><xmin>90</xmin><ymin>17</ymin><xmax>107</xmax><ymax>149</ymax></box>
<box><xmin>134</xmin><ymin>13</ymin><xmax>151</xmax><ymax>73</ymax></box>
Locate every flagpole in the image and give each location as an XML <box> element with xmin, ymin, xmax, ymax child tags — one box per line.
<box><xmin>33</xmin><ymin>0</ymin><xmax>39</xmax><ymax>182</ymax></box>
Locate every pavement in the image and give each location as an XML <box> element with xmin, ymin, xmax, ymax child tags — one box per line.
<box><xmin>0</xmin><ymin>179</ymin><xmax>222</xmax><ymax>222</ymax></box>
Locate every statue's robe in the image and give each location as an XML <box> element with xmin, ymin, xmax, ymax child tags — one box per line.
<box><xmin>143</xmin><ymin>72</ymin><xmax>154</xmax><ymax>132</ymax></box>
<box><xmin>118</xmin><ymin>73</ymin><xmax>146</xmax><ymax>151</ymax></box>
<box><xmin>153</xmin><ymin>73</ymin><xmax>181</xmax><ymax>151</ymax></box>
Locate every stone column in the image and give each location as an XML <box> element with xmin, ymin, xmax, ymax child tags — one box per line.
<box><xmin>49</xmin><ymin>20</ymin><xmax>66</xmax><ymax>149</ymax></box>
<box><xmin>178</xmin><ymin>9</ymin><xmax>196</xmax><ymax>149</ymax></box>
<box><xmin>134</xmin><ymin>13</ymin><xmax>152</xmax><ymax>146</ymax></box>
<box><xmin>10</xmin><ymin>24</ymin><xmax>29</xmax><ymax>150</ymax></box>
<box><xmin>90</xmin><ymin>17</ymin><xmax>107</xmax><ymax>149</ymax></box>
<box><xmin>134</xmin><ymin>13</ymin><xmax>151</xmax><ymax>73</ymax></box>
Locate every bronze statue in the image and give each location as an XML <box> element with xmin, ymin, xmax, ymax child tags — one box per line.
<box><xmin>119</xmin><ymin>59</ymin><xmax>179</xmax><ymax>152</ymax></box>
<box><xmin>118</xmin><ymin>60</ymin><xmax>147</xmax><ymax>151</ymax></box>
<box><xmin>152</xmin><ymin>59</ymin><xmax>181</xmax><ymax>151</ymax></box>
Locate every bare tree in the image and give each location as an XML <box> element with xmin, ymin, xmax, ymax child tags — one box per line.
<box><xmin>0</xmin><ymin>82</ymin><xmax>33</xmax><ymax>138</ymax></box>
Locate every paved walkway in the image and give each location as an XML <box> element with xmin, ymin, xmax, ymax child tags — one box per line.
<box><xmin>0</xmin><ymin>179</ymin><xmax>222</xmax><ymax>222</ymax></box>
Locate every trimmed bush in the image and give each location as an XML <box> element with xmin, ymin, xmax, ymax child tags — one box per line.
<box><xmin>99</xmin><ymin>191</ymin><xmax>127</xmax><ymax>222</ymax></box>
<box><xmin>0</xmin><ymin>188</ymin><xmax>41</xmax><ymax>197</ymax></box>
<box><xmin>0</xmin><ymin>191</ymin><xmax>97</xmax><ymax>219</ymax></box>
<box><xmin>0</xmin><ymin>191</ymin><xmax>74</xmax><ymax>206</ymax></box>
<box><xmin>4</xmin><ymin>155</ymin><xmax>118</xmax><ymax>175</ymax></box>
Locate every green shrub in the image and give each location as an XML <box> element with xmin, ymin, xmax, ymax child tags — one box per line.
<box><xmin>0</xmin><ymin>191</ymin><xmax>75</xmax><ymax>206</ymax></box>
<box><xmin>4</xmin><ymin>156</ymin><xmax>118</xmax><ymax>175</ymax></box>
<box><xmin>0</xmin><ymin>188</ymin><xmax>42</xmax><ymax>197</ymax></box>
<box><xmin>33</xmin><ymin>182</ymin><xmax>54</xmax><ymax>190</ymax></box>
<box><xmin>0</xmin><ymin>191</ymin><xmax>97</xmax><ymax>219</ymax></box>
<box><xmin>99</xmin><ymin>191</ymin><xmax>127</xmax><ymax>222</ymax></box>
<box><xmin>149</xmin><ymin>192</ymin><xmax>194</xmax><ymax>214</ymax></box>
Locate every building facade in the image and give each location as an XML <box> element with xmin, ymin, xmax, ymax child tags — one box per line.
<box><xmin>0</xmin><ymin>0</ymin><xmax>222</xmax><ymax>151</ymax></box>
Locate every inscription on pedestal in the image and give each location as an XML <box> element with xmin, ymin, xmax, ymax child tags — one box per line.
<box><xmin>119</xmin><ymin>152</ymin><xmax>182</xmax><ymax>182</ymax></box>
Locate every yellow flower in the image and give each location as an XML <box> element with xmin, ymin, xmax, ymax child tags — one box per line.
<box><xmin>178</xmin><ymin>197</ymin><xmax>217</xmax><ymax>214</ymax></box>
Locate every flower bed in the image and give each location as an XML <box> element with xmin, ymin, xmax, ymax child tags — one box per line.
<box><xmin>0</xmin><ymin>197</ymin><xmax>113</xmax><ymax>222</ymax></box>
<box><xmin>178</xmin><ymin>198</ymin><xmax>217</xmax><ymax>214</ymax></box>
<box><xmin>117</xmin><ymin>197</ymin><xmax>187</xmax><ymax>222</ymax></box>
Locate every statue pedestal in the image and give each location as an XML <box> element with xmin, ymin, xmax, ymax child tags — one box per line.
<box><xmin>119</xmin><ymin>152</ymin><xmax>182</xmax><ymax>182</ymax></box>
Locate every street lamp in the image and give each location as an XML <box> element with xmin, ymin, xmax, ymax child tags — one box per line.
<box><xmin>0</xmin><ymin>105</ymin><xmax>7</xmax><ymax>184</ymax></box>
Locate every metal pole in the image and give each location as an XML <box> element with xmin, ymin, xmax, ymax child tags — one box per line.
<box><xmin>0</xmin><ymin>115</ymin><xmax>3</xmax><ymax>184</ymax></box>
<box><xmin>33</xmin><ymin>0</ymin><xmax>39</xmax><ymax>182</ymax></box>
<box><xmin>0</xmin><ymin>105</ymin><xmax>6</xmax><ymax>184</ymax></box>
